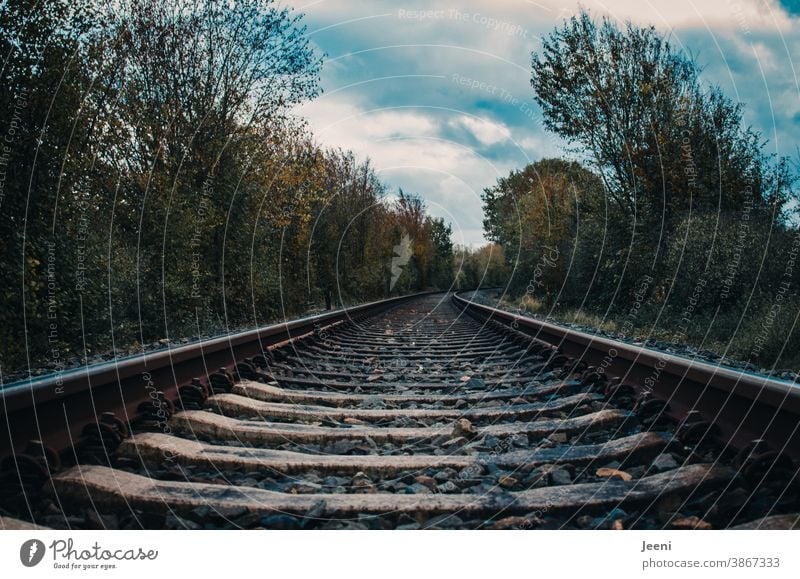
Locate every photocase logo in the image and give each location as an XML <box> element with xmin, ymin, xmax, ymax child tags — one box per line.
<box><xmin>20</xmin><ymin>539</ymin><xmax>45</xmax><ymax>567</ymax></box>
<box><xmin>390</xmin><ymin>232</ymin><xmax>413</xmax><ymax>290</ymax></box>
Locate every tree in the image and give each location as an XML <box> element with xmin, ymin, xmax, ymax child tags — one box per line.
<box><xmin>530</xmin><ymin>10</ymin><xmax>795</xmax><ymax>228</ymax></box>
<box><xmin>0</xmin><ymin>0</ymin><xmax>114</xmax><ymax>370</ymax></box>
<box><xmin>426</xmin><ymin>217</ymin><xmax>454</xmax><ymax>289</ymax></box>
<box><xmin>528</xmin><ymin>10</ymin><xmax>796</xmax><ymax>310</ymax></box>
<box><xmin>111</xmin><ymin>0</ymin><xmax>323</xmax><ymax>329</ymax></box>
<box><xmin>392</xmin><ymin>190</ymin><xmax>429</xmax><ymax>289</ymax></box>
<box><xmin>311</xmin><ymin>150</ymin><xmax>388</xmax><ymax>308</ymax></box>
<box><xmin>453</xmin><ymin>244</ymin><xmax>510</xmax><ymax>290</ymax></box>
<box><xmin>483</xmin><ymin>159</ymin><xmax>604</xmax><ymax>297</ymax></box>
<box><xmin>0</xmin><ymin>0</ymin><xmax>458</xmax><ymax>375</ymax></box>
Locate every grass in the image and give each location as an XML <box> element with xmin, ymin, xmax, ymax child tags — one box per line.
<box><xmin>503</xmin><ymin>294</ymin><xmax>800</xmax><ymax>373</ymax></box>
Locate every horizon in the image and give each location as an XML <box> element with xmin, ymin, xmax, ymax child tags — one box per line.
<box><xmin>288</xmin><ymin>0</ymin><xmax>800</xmax><ymax>246</ymax></box>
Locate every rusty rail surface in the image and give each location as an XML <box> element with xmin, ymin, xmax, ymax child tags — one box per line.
<box><xmin>1</xmin><ymin>291</ymin><xmax>797</xmax><ymax>530</ymax></box>
<box><xmin>0</xmin><ymin>292</ymin><xmax>436</xmax><ymax>457</ymax></box>
<box><xmin>452</xmin><ymin>291</ymin><xmax>800</xmax><ymax>458</ymax></box>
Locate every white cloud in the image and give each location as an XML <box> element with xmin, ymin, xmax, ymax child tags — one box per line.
<box><xmin>454</xmin><ymin>116</ymin><xmax>512</xmax><ymax>145</ymax></box>
<box><xmin>285</xmin><ymin>0</ymin><xmax>800</xmax><ymax>247</ymax></box>
<box><xmin>296</xmin><ymin>94</ymin><xmax>510</xmax><ymax>245</ymax></box>
<box><xmin>301</xmin><ymin>99</ymin><xmax>436</xmax><ymax>142</ymax></box>
<box><xmin>519</xmin><ymin>134</ymin><xmax>564</xmax><ymax>159</ymax></box>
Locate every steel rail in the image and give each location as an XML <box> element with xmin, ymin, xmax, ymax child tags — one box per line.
<box><xmin>452</xmin><ymin>291</ymin><xmax>800</xmax><ymax>458</ymax></box>
<box><xmin>0</xmin><ymin>291</ymin><xmax>438</xmax><ymax>457</ymax></box>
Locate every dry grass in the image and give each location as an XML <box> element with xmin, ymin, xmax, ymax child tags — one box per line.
<box><xmin>566</xmin><ymin>310</ymin><xmax>618</xmax><ymax>333</ymax></box>
<box><xmin>502</xmin><ymin>294</ymin><xmax>800</xmax><ymax>371</ymax></box>
<box><xmin>510</xmin><ymin>295</ymin><xmax>619</xmax><ymax>333</ymax></box>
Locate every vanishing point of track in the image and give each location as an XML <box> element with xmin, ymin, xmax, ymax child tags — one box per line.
<box><xmin>1</xmin><ymin>292</ymin><xmax>798</xmax><ymax>530</ymax></box>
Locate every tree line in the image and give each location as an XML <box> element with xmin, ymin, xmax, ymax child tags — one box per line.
<box><xmin>483</xmin><ymin>11</ymin><xmax>799</xmax><ymax>368</ymax></box>
<box><xmin>0</xmin><ymin>0</ymin><xmax>454</xmax><ymax>375</ymax></box>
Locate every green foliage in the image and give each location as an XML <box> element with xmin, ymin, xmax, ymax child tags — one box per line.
<box><xmin>530</xmin><ymin>11</ymin><xmax>796</xmax><ymax>226</ymax></box>
<box><xmin>427</xmin><ymin>217</ymin><xmax>455</xmax><ymax>289</ymax></box>
<box><xmin>483</xmin><ymin>158</ymin><xmax>604</xmax><ymax>299</ymax></box>
<box><xmin>0</xmin><ymin>0</ymin><xmax>453</xmax><ymax>375</ymax></box>
<box><xmin>479</xmin><ymin>10</ymin><xmax>800</xmax><ymax>368</ymax></box>
<box><xmin>453</xmin><ymin>244</ymin><xmax>510</xmax><ymax>290</ymax></box>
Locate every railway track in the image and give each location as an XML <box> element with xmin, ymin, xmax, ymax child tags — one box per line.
<box><xmin>1</xmin><ymin>292</ymin><xmax>798</xmax><ymax>530</ymax></box>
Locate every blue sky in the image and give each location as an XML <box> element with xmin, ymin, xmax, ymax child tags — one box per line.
<box><xmin>286</xmin><ymin>0</ymin><xmax>800</xmax><ymax>246</ymax></box>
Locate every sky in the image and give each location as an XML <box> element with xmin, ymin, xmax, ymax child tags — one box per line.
<box><xmin>285</xmin><ymin>0</ymin><xmax>800</xmax><ymax>246</ymax></box>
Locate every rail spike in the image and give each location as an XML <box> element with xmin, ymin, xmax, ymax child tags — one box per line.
<box><xmin>209</xmin><ymin>367</ymin><xmax>235</xmax><ymax>393</ymax></box>
<box><xmin>178</xmin><ymin>377</ymin><xmax>210</xmax><ymax>411</ymax></box>
<box><xmin>235</xmin><ymin>359</ymin><xmax>258</xmax><ymax>381</ymax></box>
<box><xmin>136</xmin><ymin>393</ymin><xmax>175</xmax><ymax>433</ymax></box>
<box><xmin>8</xmin><ymin>292</ymin><xmax>800</xmax><ymax>530</ymax></box>
<box><xmin>579</xmin><ymin>365</ymin><xmax>609</xmax><ymax>390</ymax></box>
<box><xmin>77</xmin><ymin>412</ymin><xmax>130</xmax><ymax>465</ymax></box>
